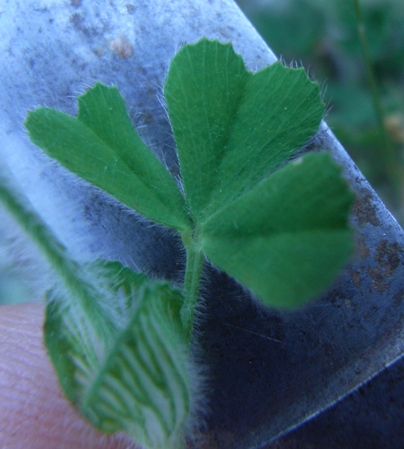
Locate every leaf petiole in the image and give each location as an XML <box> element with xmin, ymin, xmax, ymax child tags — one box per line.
<box><xmin>180</xmin><ymin>228</ymin><xmax>204</xmax><ymax>338</ymax></box>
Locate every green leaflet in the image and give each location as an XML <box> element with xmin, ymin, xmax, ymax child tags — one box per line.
<box><xmin>164</xmin><ymin>39</ymin><xmax>325</xmax><ymax>223</ymax></box>
<box><xmin>200</xmin><ymin>153</ymin><xmax>354</xmax><ymax>307</ymax></box>
<box><xmin>25</xmin><ymin>83</ymin><xmax>191</xmax><ymax>232</ymax></box>
<box><xmin>45</xmin><ymin>262</ymin><xmax>192</xmax><ymax>449</ymax></box>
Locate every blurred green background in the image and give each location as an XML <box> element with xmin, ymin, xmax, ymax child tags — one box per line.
<box><xmin>237</xmin><ymin>0</ymin><xmax>404</xmax><ymax>224</ymax></box>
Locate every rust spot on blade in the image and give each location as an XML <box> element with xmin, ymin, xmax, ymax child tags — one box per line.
<box><xmin>353</xmin><ymin>190</ymin><xmax>381</xmax><ymax>228</ymax></box>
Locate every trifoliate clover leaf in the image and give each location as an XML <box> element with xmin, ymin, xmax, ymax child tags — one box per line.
<box><xmin>24</xmin><ymin>37</ymin><xmax>353</xmax><ymax>310</ymax></box>
<box><xmin>25</xmin><ymin>83</ymin><xmax>191</xmax><ymax>232</ymax></box>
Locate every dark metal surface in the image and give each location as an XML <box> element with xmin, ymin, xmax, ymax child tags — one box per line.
<box><xmin>267</xmin><ymin>355</ymin><xmax>404</xmax><ymax>449</ymax></box>
<box><xmin>1</xmin><ymin>1</ymin><xmax>403</xmax><ymax>448</ymax></box>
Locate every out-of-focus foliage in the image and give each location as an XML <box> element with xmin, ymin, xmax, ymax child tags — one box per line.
<box><xmin>238</xmin><ymin>0</ymin><xmax>404</xmax><ymax>222</ymax></box>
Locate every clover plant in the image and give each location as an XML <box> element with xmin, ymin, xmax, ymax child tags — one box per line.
<box><xmin>0</xmin><ymin>39</ymin><xmax>354</xmax><ymax>449</ymax></box>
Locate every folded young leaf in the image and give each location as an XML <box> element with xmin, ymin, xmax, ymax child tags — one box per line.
<box><xmin>0</xmin><ymin>171</ymin><xmax>194</xmax><ymax>448</ymax></box>
<box><xmin>164</xmin><ymin>39</ymin><xmax>325</xmax><ymax>223</ymax></box>
<box><xmin>25</xmin><ymin>84</ymin><xmax>191</xmax><ymax>232</ymax></box>
<box><xmin>200</xmin><ymin>153</ymin><xmax>354</xmax><ymax>308</ymax></box>
<box><xmin>44</xmin><ymin>260</ymin><xmax>147</xmax><ymax>404</ymax></box>
<box><xmin>45</xmin><ymin>262</ymin><xmax>194</xmax><ymax>449</ymax></box>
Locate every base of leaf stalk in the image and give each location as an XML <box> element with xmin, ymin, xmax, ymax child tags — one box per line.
<box><xmin>181</xmin><ymin>229</ymin><xmax>204</xmax><ymax>338</ymax></box>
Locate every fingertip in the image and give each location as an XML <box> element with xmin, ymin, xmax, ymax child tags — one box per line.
<box><xmin>0</xmin><ymin>303</ymin><xmax>137</xmax><ymax>449</ymax></box>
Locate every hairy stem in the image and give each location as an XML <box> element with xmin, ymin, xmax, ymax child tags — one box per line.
<box><xmin>0</xmin><ymin>171</ymin><xmax>114</xmax><ymax>338</ymax></box>
<box><xmin>180</xmin><ymin>229</ymin><xmax>204</xmax><ymax>338</ymax></box>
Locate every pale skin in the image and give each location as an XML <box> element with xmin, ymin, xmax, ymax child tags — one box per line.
<box><xmin>0</xmin><ymin>303</ymin><xmax>137</xmax><ymax>449</ymax></box>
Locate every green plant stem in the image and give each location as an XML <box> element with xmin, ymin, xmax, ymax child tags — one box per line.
<box><xmin>180</xmin><ymin>230</ymin><xmax>204</xmax><ymax>338</ymax></box>
<box><xmin>353</xmin><ymin>0</ymin><xmax>398</xmax><ymax>189</ymax></box>
<box><xmin>0</xmin><ymin>171</ymin><xmax>114</xmax><ymax>338</ymax></box>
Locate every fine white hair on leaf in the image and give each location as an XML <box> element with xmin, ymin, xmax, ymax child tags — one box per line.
<box><xmin>0</xmin><ymin>204</ymin><xmax>54</xmax><ymax>301</ymax></box>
